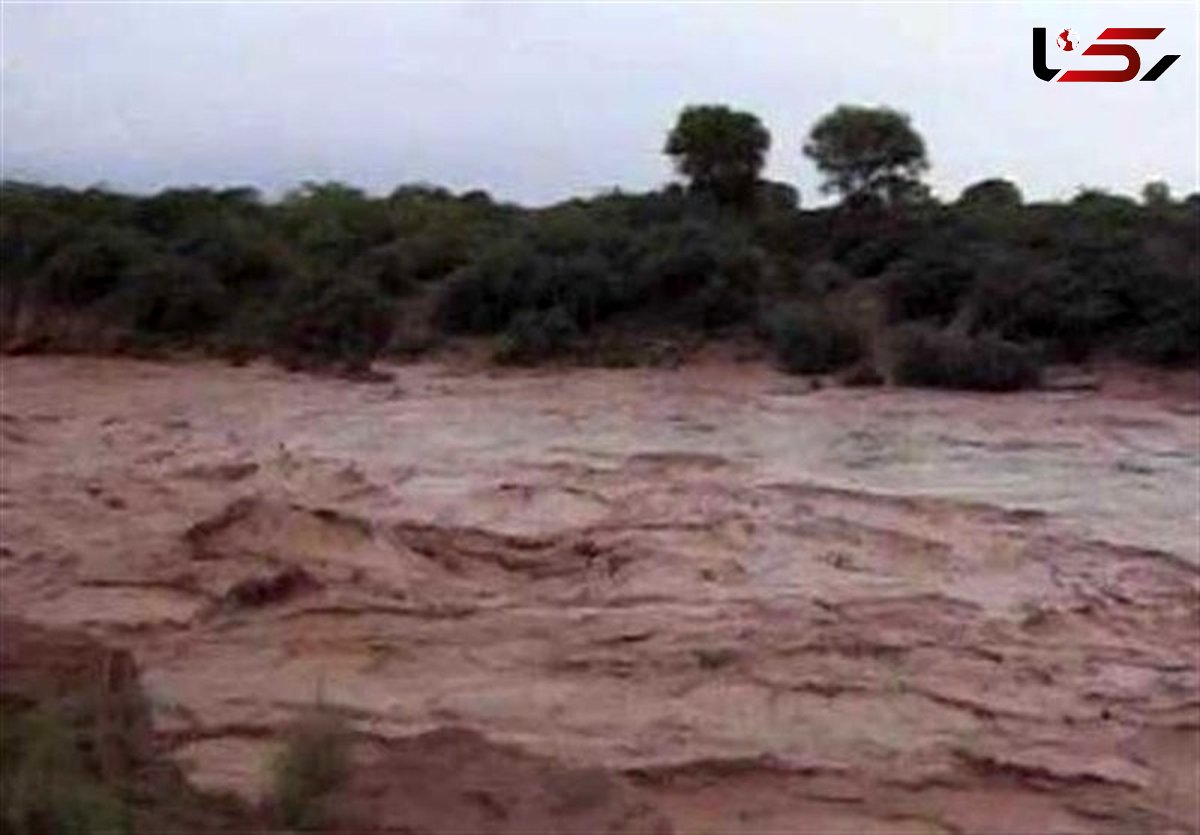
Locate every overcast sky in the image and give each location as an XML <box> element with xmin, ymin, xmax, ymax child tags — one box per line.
<box><xmin>1</xmin><ymin>1</ymin><xmax>1196</xmax><ymax>206</ymax></box>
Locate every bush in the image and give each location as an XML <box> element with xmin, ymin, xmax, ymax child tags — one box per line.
<box><xmin>37</xmin><ymin>227</ymin><xmax>153</xmax><ymax>308</ymax></box>
<box><xmin>495</xmin><ymin>306</ymin><xmax>581</xmax><ymax>365</ymax></box>
<box><xmin>768</xmin><ymin>307</ymin><xmax>862</xmax><ymax>374</ymax></box>
<box><xmin>883</xmin><ymin>252</ymin><xmax>975</xmax><ymax>324</ymax></box>
<box><xmin>890</xmin><ymin>325</ymin><xmax>1040</xmax><ymax>391</ymax></box>
<box><xmin>958</xmin><ymin>178</ymin><xmax>1022</xmax><ymax>209</ymax></box>
<box><xmin>270</xmin><ymin>707</ymin><xmax>351</xmax><ymax>830</ymax></box>
<box><xmin>968</xmin><ymin>236</ymin><xmax>1192</xmax><ymax>362</ymax></box>
<box><xmin>433</xmin><ymin>241</ymin><xmax>541</xmax><ymax>333</ymax></box>
<box><xmin>271</xmin><ymin>275</ymin><xmax>393</xmax><ymax>368</ymax></box>
<box><xmin>803</xmin><ymin>260</ymin><xmax>853</xmax><ymax>295</ymax></box>
<box><xmin>108</xmin><ymin>255</ymin><xmax>228</xmax><ymax>337</ymax></box>
<box><xmin>839</xmin><ymin>236</ymin><xmax>909</xmax><ymax>278</ymax></box>
<box><xmin>3</xmin><ymin>177</ymin><xmax>1196</xmax><ymax>372</ymax></box>
<box><xmin>1</xmin><ymin>707</ymin><xmax>131</xmax><ymax>835</ymax></box>
<box><xmin>1125</xmin><ymin>271</ymin><xmax>1200</xmax><ymax>365</ymax></box>
<box><xmin>632</xmin><ymin>222</ymin><xmax>763</xmax><ymax>326</ymax></box>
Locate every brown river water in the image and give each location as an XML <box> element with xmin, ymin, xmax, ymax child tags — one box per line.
<box><xmin>1</xmin><ymin>356</ymin><xmax>1197</xmax><ymax>833</ymax></box>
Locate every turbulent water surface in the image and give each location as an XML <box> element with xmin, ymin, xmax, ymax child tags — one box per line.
<box><xmin>1</xmin><ymin>357</ymin><xmax>1197</xmax><ymax>833</ymax></box>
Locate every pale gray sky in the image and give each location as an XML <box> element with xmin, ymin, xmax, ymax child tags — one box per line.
<box><xmin>1</xmin><ymin>1</ymin><xmax>1196</xmax><ymax>206</ymax></box>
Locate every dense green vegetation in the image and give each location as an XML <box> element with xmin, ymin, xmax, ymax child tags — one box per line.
<box><xmin>2</xmin><ymin>104</ymin><xmax>1196</xmax><ymax>388</ymax></box>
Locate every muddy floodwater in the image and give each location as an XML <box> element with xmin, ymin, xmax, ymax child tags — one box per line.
<box><xmin>1</xmin><ymin>356</ymin><xmax>1198</xmax><ymax>833</ymax></box>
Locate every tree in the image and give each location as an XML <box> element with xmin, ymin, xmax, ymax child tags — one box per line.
<box><xmin>958</xmin><ymin>178</ymin><xmax>1022</xmax><ymax>209</ymax></box>
<box><xmin>756</xmin><ymin>180</ymin><xmax>800</xmax><ymax>212</ymax></box>
<box><xmin>1141</xmin><ymin>180</ymin><xmax>1171</xmax><ymax>208</ymax></box>
<box><xmin>803</xmin><ymin>105</ymin><xmax>929</xmax><ymax>207</ymax></box>
<box><xmin>665</xmin><ymin>105</ymin><xmax>771</xmax><ymax>206</ymax></box>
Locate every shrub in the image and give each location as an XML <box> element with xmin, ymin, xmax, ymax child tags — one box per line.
<box><xmin>958</xmin><ymin>178</ymin><xmax>1022</xmax><ymax>209</ymax></box>
<box><xmin>768</xmin><ymin>306</ymin><xmax>862</xmax><ymax>374</ymax></box>
<box><xmin>969</xmin><ymin>236</ymin><xmax>1191</xmax><ymax>362</ymax></box>
<box><xmin>495</xmin><ymin>306</ymin><xmax>581</xmax><ymax>365</ymax></box>
<box><xmin>803</xmin><ymin>260</ymin><xmax>853</xmax><ymax>295</ymax></box>
<box><xmin>108</xmin><ymin>255</ymin><xmax>228</xmax><ymax>337</ymax></box>
<box><xmin>692</xmin><ymin>273</ymin><xmax>753</xmax><ymax>330</ymax></box>
<box><xmin>3</xmin><ymin>177</ymin><xmax>1196</xmax><ymax>372</ymax></box>
<box><xmin>395</xmin><ymin>228</ymin><xmax>471</xmax><ymax>283</ymax></box>
<box><xmin>433</xmin><ymin>241</ymin><xmax>541</xmax><ymax>333</ymax></box>
<box><xmin>37</xmin><ymin>227</ymin><xmax>153</xmax><ymax>308</ymax></box>
<box><xmin>270</xmin><ymin>707</ymin><xmax>351</xmax><ymax>830</ymax></box>
<box><xmin>271</xmin><ymin>274</ymin><xmax>393</xmax><ymax>368</ymax></box>
<box><xmin>632</xmin><ymin>222</ymin><xmax>763</xmax><ymax>326</ymax></box>
<box><xmin>838</xmin><ymin>236</ymin><xmax>909</xmax><ymax>278</ymax></box>
<box><xmin>520</xmin><ymin>251</ymin><xmax>619</xmax><ymax>329</ymax></box>
<box><xmin>1</xmin><ymin>707</ymin><xmax>131</xmax><ymax>835</ymax></box>
<box><xmin>347</xmin><ymin>242</ymin><xmax>419</xmax><ymax>297</ymax></box>
<box><xmin>176</xmin><ymin>223</ymin><xmax>301</xmax><ymax>294</ymax></box>
<box><xmin>883</xmin><ymin>252</ymin><xmax>975</xmax><ymax>324</ymax></box>
<box><xmin>890</xmin><ymin>325</ymin><xmax>1040</xmax><ymax>391</ymax></box>
<box><xmin>1125</xmin><ymin>271</ymin><xmax>1200</xmax><ymax>365</ymax></box>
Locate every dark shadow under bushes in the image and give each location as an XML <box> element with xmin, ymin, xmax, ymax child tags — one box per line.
<box><xmin>889</xmin><ymin>324</ymin><xmax>1041</xmax><ymax>391</ymax></box>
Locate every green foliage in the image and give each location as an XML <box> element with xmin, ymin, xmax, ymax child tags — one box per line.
<box><xmin>634</xmin><ymin>222</ymin><xmax>764</xmax><ymax>328</ymax></box>
<box><xmin>270</xmin><ymin>708</ymin><xmax>351</xmax><ymax>830</ymax></box>
<box><xmin>833</xmin><ymin>228</ymin><xmax>914</xmax><ymax>278</ymax></box>
<box><xmin>434</xmin><ymin>240</ymin><xmax>546</xmax><ymax>333</ymax></box>
<box><xmin>959</xmin><ymin>178</ymin><xmax>1022</xmax><ymax>210</ymax></box>
<box><xmin>0</xmin><ymin>120</ymin><xmax>1194</xmax><ymax>377</ymax></box>
<box><xmin>1141</xmin><ymin>180</ymin><xmax>1171</xmax><ymax>208</ymax></box>
<box><xmin>665</xmin><ymin>105</ymin><xmax>771</xmax><ymax>205</ymax></box>
<box><xmin>890</xmin><ymin>325</ymin><xmax>1040</xmax><ymax>391</ymax></box>
<box><xmin>434</xmin><ymin>206</ymin><xmax>762</xmax><ymax>349</ymax></box>
<box><xmin>38</xmin><ymin>226</ymin><xmax>154</xmax><ymax>307</ymax></box>
<box><xmin>1126</xmin><ymin>274</ymin><xmax>1199</xmax><ymax>365</ymax></box>
<box><xmin>883</xmin><ymin>239</ymin><xmax>978</xmax><ymax>324</ymax></box>
<box><xmin>1</xmin><ymin>707</ymin><xmax>131</xmax><ymax>835</ymax></box>
<box><xmin>1071</xmin><ymin>188</ymin><xmax>1139</xmax><ymax>219</ymax></box>
<box><xmin>802</xmin><ymin>261</ymin><xmax>853</xmax><ymax>295</ymax></box>
<box><xmin>756</xmin><ymin>180</ymin><xmax>800</xmax><ymax>212</ymax></box>
<box><xmin>109</xmin><ymin>255</ymin><xmax>228</xmax><ymax>337</ymax></box>
<box><xmin>271</xmin><ymin>274</ymin><xmax>394</xmax><ymax>369</ymax></box>
<box><xmin>495</xmin><ymin>305</ymin><xmax>581</xmax><ymax>365</ymax></box>
<box><xmin>803</xmin><ymin>105</ymin><xmax>929</xmax><ymax>206</ymax></box>
<box><xmin>281</xmin><ymin>182</ymin><xmax>392</xmax><ymax>266</ymax></box>
<box><xmin>172</xmin><ymin>217</ymin><xmax>296</xmax><ymax>294</ymax></box>
<box><xmin>768</xmin><ymin>306</ymin><xmax>862</xmax><ymax>374</ymax></box>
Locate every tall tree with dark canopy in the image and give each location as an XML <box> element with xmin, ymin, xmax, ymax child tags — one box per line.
<box><xmin>1141</xmin><ymin>180</ymin><xmax>1171</xmax><ymax>208</ymax></box>
<box><xmin>665</xmin><ymin>105</ymin><xmax>771</xmax><ymax>206</ymax></box>
<box><xmin>803</xmin><ymin>105</ymin><xmax>929</xmax><ymax>207</ymax></box>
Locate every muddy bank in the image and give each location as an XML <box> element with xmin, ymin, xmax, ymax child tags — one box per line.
<box><xmin>1</xmin><ymin>356</ymin><xmax>1197</xmax><ymax>833</ymax></box>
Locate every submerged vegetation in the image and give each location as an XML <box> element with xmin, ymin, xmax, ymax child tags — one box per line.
<box><xmin>2</xmin><ymin>104</ymin><xmax>1196</xmax><ymax>388</ymax></box>
<box><xmin>269</xmin><ymin>706</ymin><xmax>352</xmax><ymax>830</ymax></box>
<box><xmin>1</xmin><ymin>706</ymin><xmax>132</xmax><ymax>835</ymax></box>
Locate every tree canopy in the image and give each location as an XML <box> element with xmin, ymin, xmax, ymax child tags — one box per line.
<box><xmin>0</xmin><ymin>100</ymin><xmax>1195</xmax><ymax>384</ymax></box>
<box><xmin>803</xmin><ymin>105</ymin><xmax>928</xmax><ymax>207</ymax></box>
<box><xmin>1142</xmin><ymin>180</ymin><xmax>1171</xmax><ymax>208</ymax></box>
<box><xmin>958</xmin><ymin>178</ymin><xmax>1022</xmax><ymax>209</ymax></box>
<box><xmin>664</xmin><ymin>105</ymin><xmax>771</xmax><ymax>206</ymax></box>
